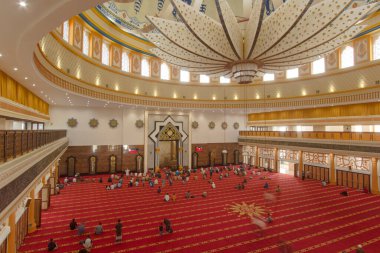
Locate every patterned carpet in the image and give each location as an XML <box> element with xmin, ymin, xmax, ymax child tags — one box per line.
<box><xmin>19</xmin><ymin>169</ymin><xmax>380</xmax><ymax>253</ymax></box>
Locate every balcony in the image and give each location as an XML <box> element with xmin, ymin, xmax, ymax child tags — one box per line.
<box><xmin>0</xmin><ymin>130</ymin><xmax>67</xmax><ymax>164</ymax></box>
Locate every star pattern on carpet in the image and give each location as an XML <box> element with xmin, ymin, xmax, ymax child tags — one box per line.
<box><xmin>227</xmin><ymin>202</ymin><xmax>267</xmax><ymax>219</ymax></box>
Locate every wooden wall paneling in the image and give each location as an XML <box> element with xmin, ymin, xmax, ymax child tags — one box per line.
<box><xmin>353</xmin><ymin>173</ymin><xmax>358</xmax><ymax>189</ymax></box>
<box><xmin>364</xmin><ymin>175</ymin><xmax>370</xmax><ymax>192</ymax></box>
<box><xmin>358</xmin><ymin>173</ymin><xmax>364</xmax><ymax>190</ymax></box>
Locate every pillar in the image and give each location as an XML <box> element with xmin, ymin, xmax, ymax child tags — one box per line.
<box><xmin>28</xmin><ymin>189</ymin><xmax>37</xmax><ymax>233</ymax></box>
<box><xmin>274</xmin><ymin>148</ymin><xmax>278</xmax><ymax>172</ymax></box>
<box><xmin>371</xmin><ymin>158</ymin><xmax>379</xmax><ymax>194</ymax></box>
<box><xmin>298</xmin><ymin>150</ymin><xmax>303</xmax><ymax>178</ymax></box>
<box><xmin>255</xmin><ymin>146</ymin><xmax>259</xmax><ymax>166</ymax></box>
<box><xmin>7</xmin><ymin>213</ymin><xmax>16</xmax><ymax>253</ymax></box>
<box><xmin>329</xmin><ymin>153</ymin><xmax>336</xmax><ymax>185</ymax></box>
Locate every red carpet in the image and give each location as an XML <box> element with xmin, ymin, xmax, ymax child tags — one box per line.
<box><xmin>18</xmin><ymin>169</ymin><xmax>380</xmax><ymax>253</ymax></box>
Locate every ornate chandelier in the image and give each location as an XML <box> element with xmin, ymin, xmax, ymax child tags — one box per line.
<box><xmin>144</xmin><ymin>0</ymin><xmax>378</xmax><ymax>84</ymax></box>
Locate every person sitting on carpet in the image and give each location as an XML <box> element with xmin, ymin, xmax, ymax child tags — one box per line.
<box><xmin>115</xmin><ymin>219</ymin><xmax>123</xmax><ymax>244</ymax></box>
<box><xmin>172</xmin><ymin>193</ymin><xmax>177</xmax><ymax>202</ymax></box>
<box><xmin>355</xmin><ymin>244</ymin><xmax>365</xmax><ymax>253</ymax></box>
<box><xmin>163</xmin><ymin>218</ymin><xmax>173</xmax><ymax>233</ymax></box>
<box><xmin>266</xmin><ymin>213</ymin><xmax>273</xmax><ymax>223</ymax></box>
<box><xmin>164</xmin><ymin>193</ymin><xmax>170</xmax><ymax>202</ymax></box>
<box><xmin>340</xmin><ymin>188</ymin><xmax>349</xmax><ymax>196</ymax></box>
<box><xmin>64</xmin><ymin>177</ymin><xmax>69</xmax><ymax>184</ymax></box>
<box><xmin>107</xmin><ymin>176</ymin><xmax>112</xmax><ymax>183</ymax></box>
<box><xmin>321</xmin><ymin>181</ymin><xmax>327</xmax><ymax>187</ymax></box>
<box><xmin>82</xmin><ymin>235</ymin><xmax>92</xmax><ymax>251</ymax></box>
<box><xmin>236</xmin><ymin>184</ymin><xmax>242</xmax><ymax>190</ymax></box>
<box><xmin>157</xmin><ymin>186</ymin><xmax>162</xmax><ymax>194</ymax></box>
<box><xmin>159</xmin><ymin>222</ymin><xmax>164</xmax><ymax>236</ymax></box>
<box><xmin>264</xmin><ymin>182</ymin><xmax>269</xmax><ymax>189</ymax></box>
<box><xmin>70</xmin><ymin>218</ymin><xmax>78</xmax><ymax>230</ymax></box>
<box><xmin>95</xmin><ymin>222</ymin><xmax>103</xmax><ymax>235</ymax></box>
<box><xmin>202</xmin><ymin>191</ymin><xmax>208</xmax><ymax>198</ymax></box>
<box><xmin>47</xmin><ymin>238</ymin><xmax>58</xmax><ymax>251</ymax></box>
<box><xmin>211</xmin><ymin>182</ymin><xmax>216</xmax><ymax>189</ymax></box>
<box><xmin>78</xmin><ymin>223</ymin><xmax>85</xmax><ymax>236</ymax></box>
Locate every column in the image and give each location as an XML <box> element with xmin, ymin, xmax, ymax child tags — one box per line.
<box><xmin>28</xmin><ymin>189</ymin><xmax>37</xmax><ymax>233</ymax></box>
<box><xmin>273</xmin><ymin>148</ymin><xmax>278</xmax><ymax>172</ymax></box>
<box><xmin>7</xmin><ymin>213</ymin><xmax>16</xmax><ymax>253</ymax></box>
<box><xmin>371</xmin><ymin>158</ymin><xmax>379</xmax><ymax>194</ymax></box>
<box><xmin>329</xmin><ymin>153</ymin><xmax>336</xmax><ymax>185</ymax></box>
<box><xmin>298</xmin><ymin>151</ymin><xmax>303</xmax><ymax>178</ymax></box>
<box><xmin>255</xmin><ymin>146</ymin><xmax>259</xmax><ymax>167</ymax></box>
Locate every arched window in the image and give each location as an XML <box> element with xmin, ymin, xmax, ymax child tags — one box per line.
<box><xmin>180</xmin><ymin>70</ymin><xmax>190</xmax><ymax>82</ymax></box>
<box><xmin>121</xmin><ymin>51</ymin><xmax>130</xmax><ymax>72</ymax></box>
<box><xmin>200</xmin><ymin>74</ymin><xmax>210</xmax><ymax>83</ymax></box>
<box><xmin>373</xmin><ymin>35</ymin><xmax>380</xmax><ymax>60</ymax></box>
<box><xmin>220</xmin><ymin>76</ymin><xmax>230</xmax><ymax>84</ymax></box>
<box><xmin>82</xmin><ymin>29</ymin><xmax>90</xmax><ymax>56</ymax></box>
<box><xmin>263</xmin><ymin>73</ymin><xmax>275</xmax><ymax>81</ymax></box>
<box><xmin>102</xmin><ymin>42</ymin><xmax>110</xmax><ymax>65</ymax></box>
<box><xmin>63</xmin><ymin>21</ymin><xmax>69</xmax><ymax>42</ymax></box>
<box><xmin>341</xmin><ymin>45</ymin><xmax>354</xmax><ymax>68</ymax></box>
<box><xmin>161</xmin><ymin>63</ymin><xmax>170</xmax><ymax>80</ymax></box>
<box><xmin>312</xmin><ymin>58</ymin><xmax>325</xmax><ymax>74</ymax></box>
<box><xmin>286</xmin><ymin>68</ymin><xmax>299</xmax><ymax>79</ymax></box>
<box><xmin>141</xmin><ymin>58</ymin><xmax>150</xmax><ymax>77</ymax></box>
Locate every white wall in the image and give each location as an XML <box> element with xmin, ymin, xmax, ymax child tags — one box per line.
<box><xmin>47</xmin><ymin>106</ymin><xmax>246</xmax><ymax>146</ymax></box>
<box><xmin>190</xmin><ymin>111</ymin><xmax>246</xmax><ymax>144</ymax></box>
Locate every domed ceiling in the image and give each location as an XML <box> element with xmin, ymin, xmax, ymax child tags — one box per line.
<box><xmin>97</xmin><ymin>0</ymin><xmax>373</xmax><ymax>42</ymax></box>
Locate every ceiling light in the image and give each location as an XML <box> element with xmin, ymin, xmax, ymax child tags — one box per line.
<box><xmin>0</xmin><ymin>53</ymin><xmax>2</xmax><ymax>57</ymax></box>
<box><xmin>145</xmin><ymin>0</ymin><xmax>377</xmax><ymax>84</ymax></box>
<box><xmin>32</xmin><ymin>83</ymin><xmax>35</xmax><ymax>87</ymax></box>
<box><xmin>24</xmin><ymin>77</ymin><xmax>28</xmax><ymax>80</ymax></box>
<box><xmin>40</xmin><ymin>91</ymin><xmax>43</xmax><ymax>94</ymax></box>
<box><xmin>19</xmin><ymin>1</ymin><xmax>27</xmax><ymax>7</ymax></box>
<box><xmin>13</xmin><ymin>67</ymin><xmax>18</xmax><ymax>71</ymax></box>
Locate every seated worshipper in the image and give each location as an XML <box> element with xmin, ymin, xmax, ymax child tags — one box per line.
<box><xmin>125</xmin><ymin>168</ymin><xmax>130</xmax><ymax>177</ymax></box>
<box><xmin>106</xmin><ymin>185</ymin><xmax>111</xmax><ymax>190</ymax></box>
<box><xmin>70</xmin><ymin>218</ymin><xmax>78</xmax><ymax>230</ymax></box>
<box><xmin>47</xmin><ymin>238</ymin><xmax>58</xmax><ymax>251</ymax></box>
<box><xmin>111</xmin><ymin>174</ymin><xmax>115</xmax><ymax>179</ymax></box>
<box><xmin>117</xmin><ymin>182</ymin><xmax>123</xmax><ymax>188</ymax></box>
<box><xmin>55</xmin><ymin>185</ymin><xmax>60</xmax><ymax>194</ymax></box>
<box><xmin>211</xmin><ymin>182</ymin><xmax>216</xmax><ymax>189</ymax></box>
<box><xmin>95</xmin><ymin>222</ymin><xmax>103</xmax><ymax>235</ymax></box>
<box><xmin>82</xmin><ymin>236</ymin><xmax>93</xmax><ymax>251</ymax></box>
<box><xmin>276</xmin><ymin>185</ymin><xmax>281</xmax><ymax>192</ymax></box>
<box><xmin>99</xmin><ymin>177</ymin><xmax>103</xmax><ymax>183</ymax></box>
<box><xmin>356</xmin><ymin>244</ymin><xmax>365</xmax><ymax>253</ymax></box>
<box><xmin>266</xmin><ymin>213</ymin><xmax>273</xmax><ymax>223</ymax></box>
<box><xmin>225</xmin><ymin>172</ymin><xmax>229</xmax><ymax>178</ymax></box>
<box><xmin>241</xmin><ymin>183</ymin><xmax>245</xmax><ymax>190</ymax></box>
<box><xmin>157</xmin><ymin>186</ymin><xmax>162</xmax><ymax>194</ymax></box>
<box><xmin>149</xmin><ymin>180</ymin><xmax>154</xmax><ymax>187</ymax></box>
<box><xmin>219</xmin><ymin>174</ymin><xmax>223</xmax><ymax>180</ymax></box>
<box><xmin>236</xmin><ymin>184</ymin><xmax>242</xmax><ymax>190</ymax></box>
<box><xmin>107</xmin><ymin>176</ymin><xmax>112</xmax><ymax>183</ymax></box>
<box><xmin>163</xmin><ymin>218</ymin><xmax>173</xmax><ymax>233</ymax></box>
<box><xmin>172</xmin><ymin>193</ymin><xmax>177</xmax><ymax>202</ymax></box>
<box><xmin>64</xmin><ymin>177</ymin><xmax>69</xmax><ymax>184</ymax></box>
<box><xmin>154</xmin><ymin>178</ymin><xmax>159</xmax><ymax>185</ymax></box>
<box><xmin>340</xmin><ymin>188</ymin><xmax>349</xmax><ymax>196</ymax></box>
<box><xmin>164</xmin><ymin>193</ymin><xmax>170</xmax><ymax>202</ymax></box>
<box><xmin>202</xmin><ymin>191</ymin><xmax>208</xmax><ymax>198</ymax></box>
<box><xmin>72</xmin><ymin>177</ymin><xmax>77</xmax><ymax>183</ymax></box>
<box><xmin>78</xmin><ymin>223</ymin><xmax>86</xmax><ymax>236</ymax></box>
<box><xmin>264</xmin><ymin>182</ymin><xmax>269</xmax><ymax>189</ymax></box>
<box><xmin>321</xmin><ymin>181</ymin><xmax>327</xmax><ymax>187</ymax></box>
<box><xmin>135</xmin><ymin>180</ymin><xmax>139</xmax><ymax>187</ymax></box>
<box><xmin>159</xmin><ymin>222</ymin><xmax>164</xmax><ymax>236</ymax></box>
<box><xmin>185</xmin><ymin>191</ymin><xmax>192</xmax><ymax>199</ymax></box>
<box><xmin>110</xmin><ymin>184</ymin><xmax>116</xmax><ymax>190</ymax></box>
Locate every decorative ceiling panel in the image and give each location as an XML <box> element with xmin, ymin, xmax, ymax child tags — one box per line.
<box><xmin>244</xmin><ymin>0</ymin><xmax>265</xmax><ymax>59</ymax></box>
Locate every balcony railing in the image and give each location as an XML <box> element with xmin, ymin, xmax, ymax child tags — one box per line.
<box><xmin>0</xmin><ymin>130</ymin><xmax>67</xmax><ymax>164</ymax></box>
<box><xmin>239</xmin><ymin>131</ymin><xmax>380</xmax><ymax>142</ymax></box>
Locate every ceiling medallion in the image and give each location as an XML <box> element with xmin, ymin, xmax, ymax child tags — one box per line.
<box><xmin>109</xmin><ymin>119</ymin><xmax>119</xmax><ymax>128</ymax></box>
<box><xmin>145</xmin><ymin>0</ymin><xmax>377</xmax><ymax>84</ymax></box>
<box><xmin>89</xmin><ymin>118</ymin><xmax>99</xmax><ymax>128</ymax></box>
<box><xmin>67</xmin><ymin>118</ymin><xmax>78</xmax><ymax>128</ymax></box>
<box><xmin>208</xmin><ymin>121</ymin><xmax>215</xmax><ymax>129</ymax></box>
<box><xmin>221</xmin><ymin>122</ymin><xmax>228</xmax><ymax>130</ymax></box>
<box><xmin>233</xmin><ymin>122</ymin><xmax>240</xmax><ymax>130</ymax></box>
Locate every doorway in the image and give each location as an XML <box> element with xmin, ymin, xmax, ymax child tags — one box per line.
<box><xmin>279</xmin><ymin>161</ymin><xmax>295</xmax><ymax>176</ymax></box>
<box><xmin>159</xmin><ymin>140</ymin><xmax>178</xmax><ymax>169</ymax></box>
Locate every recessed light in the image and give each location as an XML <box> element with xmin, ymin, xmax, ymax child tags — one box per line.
<box><xmin>24</xmin><ymin>77</ymin><xmax>28</xmax><ymax>80</ymax></box>
<box><xmin>32</xmin><ymin>84</ymin><xmax>35</xmax><ymax>87</ymax></box>
<box><xmin>0</xmin><ymin>53</ymin><xmax>2</xmax><ymax>57</ymax></box>
<box><xmin>13</xmin><ymin>67</ymin><xmax>18</xmax><ymax>71</ymax></box>
<box><xmin>19</xmin><ymin>1</ymin><xmax>27</xmax><ymax>7</ymax></box>
<box><xmin>40</xmin><ymin>91</ymin><xmax>43</xmax><ymax>94</ymax></box>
